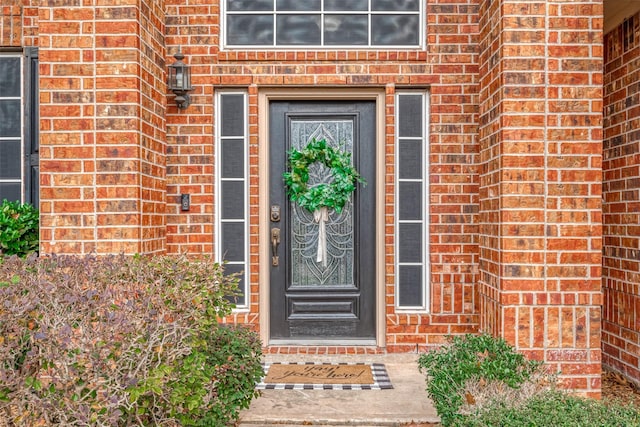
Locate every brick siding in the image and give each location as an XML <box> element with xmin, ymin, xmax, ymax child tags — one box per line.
<box><xmin>163</xmin><ymin>0</ymin><xmax>481</xmax><ymax>347</ymax></box>
<box><xmin>2</xmin><ymin>0</ymin><xmax>616</xmax><ymax>396</ymax></box>
<box><xmin>1</xmin><ymin>0</ymin><xmax>37</xmax><ymax>48</ymax></box>
<box><xmin>0</xmin><ymin>5</ymin><xmax>21</xmax><ymax>47</ymax></box>
<box><xmin>37</xmin><ymin>1</ymin><xmax>167</xmax><ymax>255</ymax></box>
<box><xmin>603</xmin><ymin>11</ymin><xmax>640</xmax><ymax>386</ymax></box>
<box><xmin>478</xmin><ymin>0</ymin><xmax>603</xmax><ymax>397</ymax></box>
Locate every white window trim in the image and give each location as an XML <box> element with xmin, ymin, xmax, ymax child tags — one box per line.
<box><xmin>215</xmin><ymin>90</ymin><xmax>250</xmax><ymax>311</ymax></box>
<box><xmin>221</xmin><ymin>0</ymin><xmax>425</xmax><ymax>50</ymax></box>
<box><xmin>0</xmin><ymin>53</ymin><xmax>24</xmax><ymax>202</ymax></box>
<box><xmin>394</xmin><ymin>91</ymin><xmax>430</xmax><ymax>312</ymax></box>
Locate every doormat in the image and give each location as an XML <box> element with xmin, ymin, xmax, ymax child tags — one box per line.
<box><xmin>256</xmin><ymin>362</ymin><xmax>393</xmax><ymax>390</ymax></box>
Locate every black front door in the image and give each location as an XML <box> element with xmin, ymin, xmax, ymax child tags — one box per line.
<box><xmin>269</xmin><ymin>101</ymin><xmax>376</xmax><ymax>341</ymax></box>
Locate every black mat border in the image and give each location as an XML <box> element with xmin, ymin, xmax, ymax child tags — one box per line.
<box><xmin>256</xmin><ymin>362</ymin><xmax>393</xmax><ymax>390</ymax></box>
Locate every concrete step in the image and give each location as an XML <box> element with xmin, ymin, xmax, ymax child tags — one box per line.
<box><xmin>236</xmin><ymin>354</ymin><xmax>440</xmax><ymax>427</ymax></box>
<box><xmin>237</xmin><ymin>423</ymin><xmax>440</xmax><ymax>427</ymax></box>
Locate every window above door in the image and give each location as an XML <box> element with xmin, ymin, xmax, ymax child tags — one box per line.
<box><xmin>223</xmin><ymin>0</ymin><xmax>423</xmax><ymax>49</ymax></box>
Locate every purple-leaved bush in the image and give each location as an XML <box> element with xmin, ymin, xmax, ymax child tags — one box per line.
<box><xmin>0</xmin><ymin>254</ymin><xmax>262</xmax><ymax>426</ymax></box>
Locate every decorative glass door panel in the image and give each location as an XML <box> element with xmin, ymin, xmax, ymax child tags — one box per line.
<box><xmin>290</xmin><ymin>120</ymin><xmax>354</xmax><ymax>288</ymax></box>
<box><xmin>269</xmin><ymin>101</ymin><xmax>376</xmax><ymax>340</ymax></box>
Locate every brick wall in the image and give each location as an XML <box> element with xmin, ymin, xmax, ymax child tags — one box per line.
<box><xmin>1</xmin><ymin>0</ymin><xmax>38</xmax><ymax>48</ymax></box>
<box><xmin>38</xmin><ymin>0</ymin><xmax>166</xmax><ymax>255</ymax></box>
<box><xmin>603</xmin><ymin>11</ymin><xmax>640</xmax><ymax>385</ymax></box>
<box><xmin>7</xmin><ymin>1</ymin><xmax>618</xmax><ymax>393</ymax></box>
<box><xmin>478</xmin><ymin>0</ymin><xmax>503</xmax><ymax>344</ymax></box>
<box><xmin>139</xmin><ymin>1</ymin><xmax>167</xmax><ymax>255</ymax></box>
<box><xmin>164</xmin><ymin>0</ymin><xmax>481</xmax><ymax>345</ymax></box>
<box><xmin>478</xmin><ymin>0</ymin><xmax>603</xmax><ymax>397</ymax></box>
<box><xmin>164</xmin><ymin>1</ymin><xmax>217</xmax><ymax>255</ymax></box>
<box><xmin>0</xmin><ymin>5</ymin><xmax>21</xmax><ymax>47</ymax></box>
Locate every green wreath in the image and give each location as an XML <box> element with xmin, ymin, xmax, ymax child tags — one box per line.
<box><xmin>283</xmin><ymin>138</ymin><xmax>366</xmax><ymax>213</ymax></box>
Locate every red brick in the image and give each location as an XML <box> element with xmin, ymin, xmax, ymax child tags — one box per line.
<box><xmin>602</xmin><ymin>10</ymin><xmax>640</xmax><ymax>387</ymax></box>
<box><xmin>18</xmin><ymin>0</ymin><xmax>625</xmax><ymax>397</ymax></box>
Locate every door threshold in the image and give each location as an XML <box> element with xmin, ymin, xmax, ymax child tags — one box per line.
<box><xmin>268</xmin><ymin>339</ymin><xmax>377</xmax><ymax>346</ymax></box>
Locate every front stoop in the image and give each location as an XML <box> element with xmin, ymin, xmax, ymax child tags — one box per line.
<box><xmin>238</xmin><ymin>422</ymin><xmax>439</xmax><ymax>427</ymax></box>
<box><xmin>237</xmin><ymin>354</ymin><xmax>440</xmax><ymax>427</ymax></box>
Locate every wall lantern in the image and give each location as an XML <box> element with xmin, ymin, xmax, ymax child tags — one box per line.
<box><xmin>168</xmin><ymin>48</ymin><xmax>193</xmax><ymax>109</ymax></box>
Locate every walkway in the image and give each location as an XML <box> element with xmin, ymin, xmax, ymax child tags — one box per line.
<box><xmin>238</xmin><ymin>353</ymin><xmax>440</xmax><ymax>426</ymax></box>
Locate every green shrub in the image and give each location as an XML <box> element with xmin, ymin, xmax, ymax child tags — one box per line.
<box><xmin>0</xmin><ymin>254</ymin><xmax>263</xmax><ymax>426</ymax></box>
<box><xmin>457</xmin><ymin>390</ymin><xmax>640</xmax><ymax>427</ymax></box>
<box><xmin>419</xmin><ymin>334</ymin><xmax>640</xmax><ymax>427</ymax></box>
<box><xmin>0</xmin><ymin>199</ymin><xmax>39</xmax><ymax>257</ymax></box>
<box><xmin>418</xmin><ymin>333</ymin><xmax>541</xmax><ymax>426</ymax></box>
<box><xmin>167</xmin><ymin>325</ymin><xmax>263</xmax><ymax>426</ymax></box>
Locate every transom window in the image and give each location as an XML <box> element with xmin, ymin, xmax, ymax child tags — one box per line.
<box><xmin>224</xmin><ymin>0</ymin><xmax>422</xmax><ymax>48</ymax></box>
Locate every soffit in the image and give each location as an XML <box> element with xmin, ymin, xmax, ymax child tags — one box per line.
<box><xmin>605</xmin><ymin>0</ymin><xmax>640</xmax><ymax>34</ymax></box>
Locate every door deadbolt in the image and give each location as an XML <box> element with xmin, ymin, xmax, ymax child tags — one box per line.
<box><xmin>271</xmin><ymin>205</ymin><xmax>281</xmax><ymax>222</ymax></box>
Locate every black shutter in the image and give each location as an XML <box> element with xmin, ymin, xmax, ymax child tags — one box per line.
<box><xmin>24</xmin><ymin>47</ymin><xmax>39</xmax><ymax>206</ymax></box>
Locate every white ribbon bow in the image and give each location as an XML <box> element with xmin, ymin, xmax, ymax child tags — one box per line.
<box><xmin>313</xmin><ymin>206</ymin><xmax>329</xmax><ymax>267</ymax></box>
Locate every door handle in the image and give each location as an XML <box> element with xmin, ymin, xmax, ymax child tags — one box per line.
<box><xmin>271</xmin><ymin>228</ymin><xmax>280</xmax><ymax>266</ymax></box>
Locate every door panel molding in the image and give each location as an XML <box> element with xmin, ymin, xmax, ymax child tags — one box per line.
<box><xmin>258</xmin><ymin>88</ymin><xmax>386</xmax><ymax>346</ymax></box>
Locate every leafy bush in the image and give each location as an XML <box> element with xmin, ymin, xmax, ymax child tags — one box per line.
<box><xmin>0</xmin><ymin>254</ymin><xmax>263</xmax><ymax>426</ymax></box>
<box><xmin>419</xmin><ymin>334</ymin><xmax>640</xmax><ymax>426</ymax></box>
<box><xmin>458</xmin><ymin>390</ymin><xmax>640</xmax><ymax>427</ymax></box>
<box><xmin>0</xmin><ymin>199</ymin><xmax>39</xmax><ymax>257</ymax></box>
<box><xmin>166</xmin><ymin>325</ymin><xmax>263</xmax><ymax>426</ymax></box>
<box><xmin>418</xmin><ymin>334</ymin><xmax>541</xmax><ymax>426</ymax></box>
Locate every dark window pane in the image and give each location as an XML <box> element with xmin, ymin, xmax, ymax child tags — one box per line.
<box><xmin>227</xmin><ymin>0</ymin><xmax>273</xmax><ymax>11</ymax></box>
<box><xmin>325</xmin><ymin>0</ymin><xmax>367</xmax><ymax>11</ymax></box>
<box><xmin>399</xmin><ymin>182</ymin><xmax>423</xmax><ymax>220</ymax></box>
<box><xmin>221</xmin><ymin>139</ymin><xmax>245</xmax><ymax>178</ymax></box>
<box><xmin>398</xmin><ymin>94</ymin><xmax>423</xmax><ymax>137</ymax></box>
<box><xmin>0</xmin><ymin>140</ymin><xmax>21</xmax><ymax>179</ymax></box>
<box><xmin>221</xmin><ymin>222</ymin><xmax>245</xmax><ymax>261</ymax></box>
<box><xmin>276</xmin><ymin>15</ymin><xmax>321</xmax><ymax>45</ymax></box>
<box><xmin>0</xmin><ymin>100</ymin><xmax>21</xmax><ymax>137</ymax></box>
<box><xmin>399</xmin><ymin>223</ymin><xmax>422</xmax><ymax>262</ymax></box>
<box><xmin>0</xmin><ymin>182</ymin><xmax>20</xmax><ymax>203</ymax></box>
<box><xmin>398</xmin><ymin>139</ymin><xmax>422</xmax><ymax>179</ymax></box>
<box><xmin>372</xmin><ymin>14</ymin><xmax>419</xmax><ymax>45</ymax></box>
<box><xmin>398</xmin><ymin>265</ymin><xmax>423</xmax><ymax>307</ymax></box>
<box><xmin>0</xmin><ymin>58</ymin><xmax>20</xmax><ymax>97</ymax></box>
<box><xmin>227</xmin><ymin>14</ymin><xmax>274</xmax><ymax>45</ymax></box>
<box><xmin>221</xmin><ymin>181</ymin><xmax>245</xmax><ymax>219</ymax></box>
<box><xmin>372</xmin><ymin>0</ymin><xmax>419</xmax><ymax>11</ymax></box>
<box><xmin>224</xmin><ymin>263</ymin><xmax>246</xmax><ymax>306</ymax></box>
<box><xmin>324</xmin><ymin>15</ymin><xmax>368</xmax><ymax>45</ymax></box>
<box><xmin>221</xmin><ymin>94</ymin><xmax>245</xmax><ymax>136</ymax></box>
<box><xmin>277</xmin><ymin>0</ymin><xmax>320</xmax><ymax>11</ymax></box>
